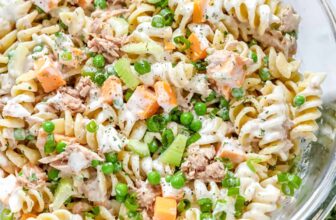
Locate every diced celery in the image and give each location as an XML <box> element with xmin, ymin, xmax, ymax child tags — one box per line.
<box><xmin>127</xmin><ymin>139</ymin><xmax>150</xmax><ymax>157</ymax></box>
<box><xmin>114</xmin><ymin>58</ymin><xmax>140</xmax><ymax>90</ymax></box>
<box><xmin>159</xmin><ymin>134</ymin><xmax>188</xmax><ymax>166</ymax></box>
<box><xmin>121</xmin><ymin>42</ymin><xmax>164</xmax><ymax>61</ymax></box>
<box><xmin>50</xmin><ymin>178</ymin><xmax>74</xmax><ymax>210</ymax></box>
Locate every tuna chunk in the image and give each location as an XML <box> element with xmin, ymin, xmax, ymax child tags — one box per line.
<box><xmin>135</xmin><ymin>180</ymin><xmax>161</xmax><ymax>216</ymax></box>
<box><xmin>16</xmin><ymin>164</ymin><xmax>47</xmax><ymax>189</ymax></box>
<box><xmin>47</xmin><ymin>77</ymin><xmax>92</xmax><ymax>113</ymax></box>
<box><xmin>181</xmin><ymin>145</ymin><xmax>225</xmax><ymax>182</ymax></box>
<box><xmin>87</xmin><ymin>37</ymin><xmax>125</xmax><ymax>63</ymax></box>
<box><xmin>39</xmin><ymin>143</ymin><xmax>103</xmax><ymax>175</ymax></box>
<box><xmin>279</xmin><ymin>5</ymin><xmax>300</xmax><ymax>33</ymax></box>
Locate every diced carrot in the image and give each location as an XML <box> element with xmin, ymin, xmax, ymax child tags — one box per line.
<box><xmin>188</xmin><ymin>33</ymin><xmax>207</xmax><ymax>61</ymax></box>
<box><xmin>101</xmin><ymin>76</ymin><xmax>123</xmax><ymax>104</ymax></box>
<box><xmin>193</xmin><ymin>0</ymin><xmax>207</xmax><ymax>23</ymax></box>
<box><xmin>153</xmin><ymin>197</ymin><xmax>177</xmax><ymax>220</ymax></box>
<box><xmin>126</xmin><ymin>85</ymin><xmax>159</xmax><ymax>120</ymax></box>
<box><xmin>36</xmin><ymin>59</ymin><xmax>65</xmax><ymax>93</ymax></box>
<box><xmin>154</xmin><ymin>81</ymin><xmax>177</xmax><ymax>112</ymax></box>
<box><xmin>21</xmin><ymin>213</ymin><xmax>37</xmax><ymax>220</ymax></box>
<box><xmin>164</xmin><ymin>41</ymin><xmax>176</xmax><ymax>51</ymax></box>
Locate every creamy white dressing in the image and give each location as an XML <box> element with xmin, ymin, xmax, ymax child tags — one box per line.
<box><xmin>97</xmin><ymin>124</ymin><xmax>125</xmax><ymax>153</ymax></box>
<box><xmin>0</xmin><ymin>175</ymin><xmax>18</xmax><ymax>204</ymax></box>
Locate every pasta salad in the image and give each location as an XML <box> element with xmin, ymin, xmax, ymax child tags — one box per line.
<box><xmin>0</xmin><ymin>0</ymin><xmax>325</xmax><ymax>219</ymax></box>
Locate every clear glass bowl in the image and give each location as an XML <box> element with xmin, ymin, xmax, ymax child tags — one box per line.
<box><xmin>274</xmin><ymin>0</ymin><xmax>336</xmax><ymax>219</ymax></box>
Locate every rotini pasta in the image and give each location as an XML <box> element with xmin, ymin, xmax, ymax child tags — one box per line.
<box><xmin>0</xmin><ymin>0</ymin><xmax>324</xmax><ymax>219</ymax></box>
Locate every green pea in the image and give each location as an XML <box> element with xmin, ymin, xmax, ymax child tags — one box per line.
<box><xmin>186</xmin><ymin>133</ymin><xmax>201</xmax><ymax>146</ymax></box>
<box><xmin>134</xmin><ymin>60</ymin><xmax>151</xmax><ymax>75</ymax></box>
<box><xmin>86</xmin><ymin>120</ymin><xmax>98</xmax><ymax>133</ymax></box>
<box><xmin>147</xmin><ymin>171</ymin><xmax>161</xmax><ymax>185</ymax></box>
<box><xmin>148</xmin><ymin>139</ymin><xmax>159</xmax><ymax>153</ymax></box>
<box><xmin>146</xmin><ymin>115</ymin><xmax>167</xmax><ymax>132</ymax></box>
<box><xmin>194</xmin><ymin>102</ymin><xmax>207</xmax><ymax>116</ymax></box>
<box><xmin>94</xmin><ymin>0</ymin><xmax>107</xmax><ymax>9</ymax></box>
<box><xmin>219</xmin><ymin>108</ymin><xmax>230</xmax><ymax>121</ymax></box>
<box><xmin>101</xmin><ymin>162</ymin><xmax>114</xmax><ymax>174</ymax></box>
<box><xmin>48</xmin><ymin>168</ymin><xmax>59</xmax><ymax>181</ymax></box>
<box><xmin>56</xmin><ymin>142</ymin><xmax>67</xmax><ymax>153</ymax></box>
<box><xmin>293</xmin><ymin>95</ymin><xmax>305</xmax><ymax>107</ymax></box>
<box><xmin>190</xmin><ymin>120</ymin><xmax>202</xmax><ymax>132</ymax></box>
<box><xmin>93</xmin><ymin>54</ymin><xmax>106</xmax><ymax>68</ymax></box>
<box><xmin>113</xmin><ymin>161</ymin><xmax>122</xmax><ymax>173</ymax></box>
<box><xmin>116</xmin><ymin>194</ymin><xmax>126</xmax><ymax>202</ymax></box>
<box><xmin>259</xmin><ymin>68</ymin><xmax>271</xmax><ymax>81</ymax></box>
<box><xmin>91</xmin><ymin>159</ymin><xmax>101</xmax><ymax>168</ymax></box>
<box><xmin>198</xmin><ymin>198</ymin><xmax>213</xmax><ymax>212</ymax></box>
<box><xmin>93</xmin><ymin>72</ymin><xmax>107</xmax><ymax>86</ymax></box>
<box><xmin>151</xmin><ymin>15</ymin><xmax>165</xmax><ymax>28</ymax></box>
<box><xmin>116</xmin><ymin>183</ymin><xmax>128</xmax><ymax>197</ymax></box>
<box><xmin>105</xmin><ymin>152</ymin><xmax>118</xmax><ymax>163</ymax></box>
<box><xmin>231</xmin><ymin>88</ymin><xmax>244</xmax><ymax>99</ymax></box>
<box><xmin>180</xmin><ymin>112</ymin><xmax>194</xmax><ymax>126</ymax></box>
<box><xmin>42</xmin><ymin>121</ymin><xmax>55</xmax><ymax>133</ymax></box>
<box><xmin>14</xmin><ymin>128</ymin><xmax>25</xmax><ymax>141</ymax></box>
<box><xmin>169</xmin><ymin>107</ymin><xmax>182</xmax><ymax>122</ymax></box>
<box><xmin>170</xmin><ymin>173</ymin><xmax>185</xmax><ymax>189</ymax></box>
<box><xmin>162</xmin><ymin>128</ymin><xmax>174</xmax><ymax>146</ymax></box>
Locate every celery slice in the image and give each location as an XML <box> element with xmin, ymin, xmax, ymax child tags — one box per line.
<box><xmin>50</xmin><ymin>178</ymin><xmax>74</xmax><ymax>210</ymax></box>
<box><xmin>159</xmin><ymin>134</ymin><xmax>188</xmax><ymax>166</ymax></box>
<box><xmin>127</xmin><ymin>139</ymin><xmax>150</xmax><ymax>157</ymax></box>
<box><xmin>114</xmin><ymin>58</ymin><xmax>140</xmax><ymax>90</ymax></box>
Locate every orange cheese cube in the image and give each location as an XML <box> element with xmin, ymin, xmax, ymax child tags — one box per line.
<box><xmin>153</xmin><ymin>197</ymin><xmax>177</xmax><ymax>220</ymax></box>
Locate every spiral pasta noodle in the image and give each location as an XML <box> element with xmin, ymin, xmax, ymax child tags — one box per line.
<box><xmin>26</xmin><ymin>209</ymin><xmax>82</xmax><ymax>220</ymax></box>
<box><xmin>290</xmin><ymin>72</ymin><xmax>325</xmax><ymax>142</ymax></box>
<box><xmin>8</xmin><ymin>186</ymin><xmax>53</xmax><ymax>213</ymax></box>
<box><xmin>0</xmin><ymin>0</ymin><xmax>325</xmax><ymax>219</ymax></box>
